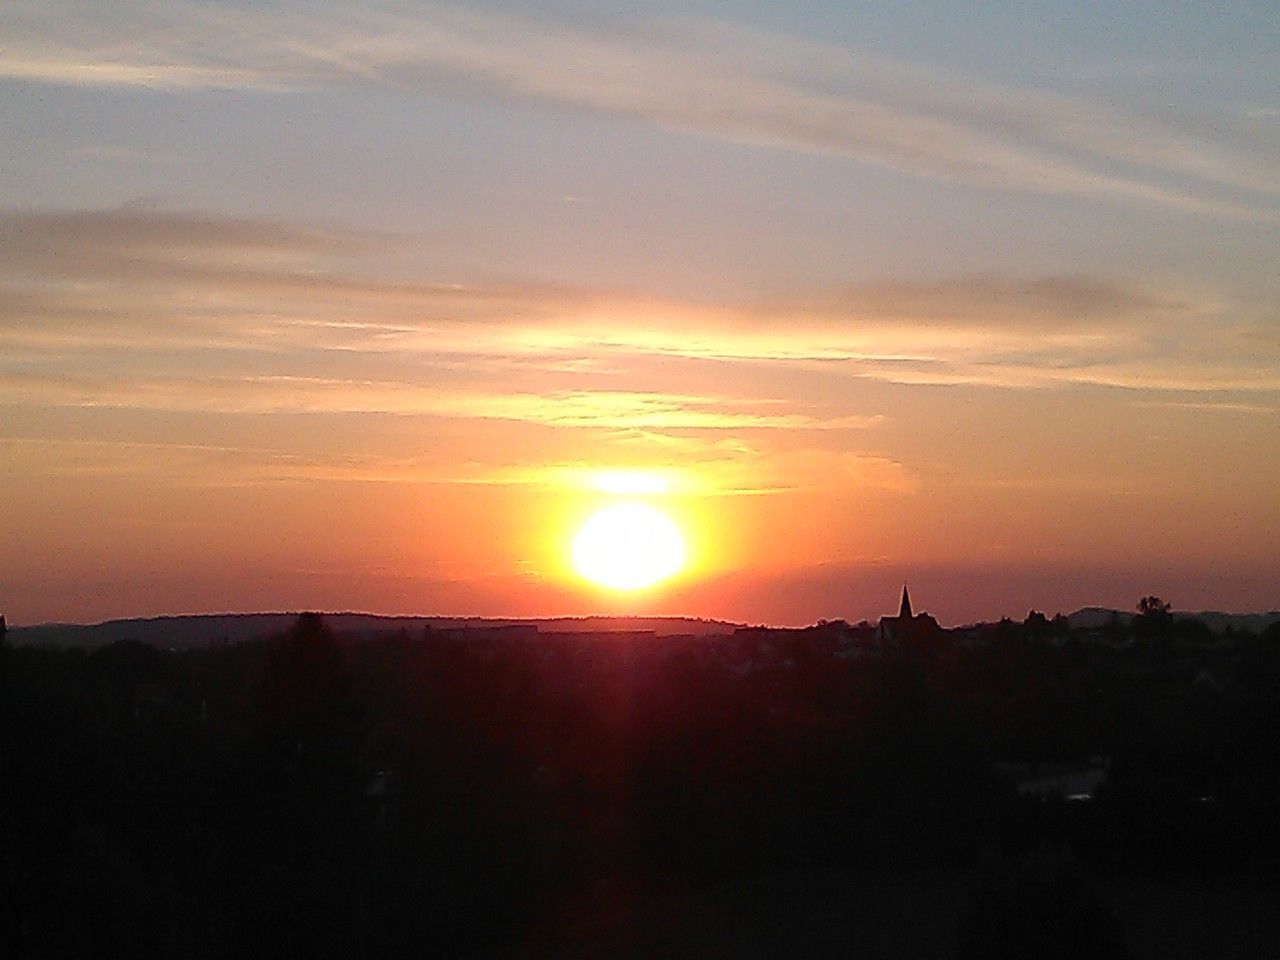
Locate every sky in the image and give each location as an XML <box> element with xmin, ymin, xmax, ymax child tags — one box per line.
<box><xmin>1</xmin><ymin>0</ymin><xmax>1277</xmax><ymax>626</ymax></box>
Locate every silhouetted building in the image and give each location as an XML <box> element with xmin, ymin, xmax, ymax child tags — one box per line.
<box><xmin>877</xmin><ymin>584</ymin><xmax>943</xmax><ymax>645</ymax></box>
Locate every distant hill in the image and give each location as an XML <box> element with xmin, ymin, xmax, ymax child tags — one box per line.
<box><xmin>12</xmin><ymin>607</ymin><xmax>1279</xmax><ymax>650</ymax></box>
<box><xmin>8</xmin><ymin>612</ymin><xmax>742</xmax><ymax>650</ymax></box>
<box><xmin>1067</xmin><ymin>607</ymin><xmax>1280</xmax><ymax>635</ymax></box>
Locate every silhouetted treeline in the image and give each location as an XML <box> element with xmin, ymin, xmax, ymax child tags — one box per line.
<box><xmin>2</xmin><ymin>608</ymin><xmax>1279</xmax><ymax>957</ymax></box>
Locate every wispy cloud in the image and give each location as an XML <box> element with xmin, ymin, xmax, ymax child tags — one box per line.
<box><xmin>73</xmin><ymin>144</ymin><xmax>192</xmax><ymax>164</ymax></box>
<box><xmin>1</xmin><ymin>428</ymin><xmax>912</xmax><ymax>497</ymax></box>
<box><xmin>1129</xmin><ymin>399</ymin><xmax>1277</xmax><ymax>415</ymax></box>
<box><xmin>2</xmin><ymin>209</ymin><xmax>1276</xmax><ymax>401</ymax></box>
<box><xmin>0</xmin><ymin>370</ymin><xmax>882</xmax><ymax>436</ymax></box>
<box><xmin>2</xmin><ymin>2</ymin><xmax>1277</xmax><ymax>215</ymax></box>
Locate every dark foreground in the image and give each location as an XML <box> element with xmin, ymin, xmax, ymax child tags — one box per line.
<box><xmin>482</xmin><ymin>869</ymin><xmax>1280</xmax><ymax>959</ymax></box>
<box><xmin>3</xmin><ymin>611</ymin><xmax>1279</xmax><ymax>957</ymax></box>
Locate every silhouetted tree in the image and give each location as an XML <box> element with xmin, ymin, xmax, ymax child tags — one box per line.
<box><xmin>256</xmin><ymin>612</ymin><xmax>357</xmax><ymax>754</ymax></box>
<box><xmin>1023</xmin><ymin>610</ymin><xmax>1052</xmax><ymax>642</ymax></box>
<box><xmin>224</xmin><ymin>613</ymin><xmax>365</xmax><ymax>959</ymax></box>
<box><xmin>1137</xmin><ymin>596</ymin><xmax>1171</xmax><ymax>618</ymax></box>
<box><xmin>1132</xmin><ymin>596</ymin><xmax>1176</xmax><ymax>652</ymax></box>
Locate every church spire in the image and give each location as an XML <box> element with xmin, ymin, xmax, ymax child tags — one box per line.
<box><xmin>899</xmin><ymin>584</ymin><xmax>913</xmax><ymax>619</ymax></box>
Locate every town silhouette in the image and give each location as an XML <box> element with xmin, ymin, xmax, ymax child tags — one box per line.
<box><xmin>4</xmin><ymin>592</ymin><xmax>1280</xmax><ymax>958</ymax></box>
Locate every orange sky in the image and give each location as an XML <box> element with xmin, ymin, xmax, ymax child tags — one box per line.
<box><xmin>2</xmin><ymin>3</ymin><xmax>1278</xmax><ymax>625</ymax></box>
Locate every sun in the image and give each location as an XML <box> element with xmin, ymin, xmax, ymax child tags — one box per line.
<box><xmin>572</xmin><ymin>502</ymin><xmax>687</xmax><ymax>591</ymax></box>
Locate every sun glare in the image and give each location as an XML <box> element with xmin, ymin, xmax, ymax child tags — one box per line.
<box><xmin>572</xmin><ymin>502</ymin><xmax>686</xmax><ymax>591</ymax></box>
<box><xmin>591</xmin><ymin>469</ymin><xmax>673</xmax><ymax>495</ymax></box>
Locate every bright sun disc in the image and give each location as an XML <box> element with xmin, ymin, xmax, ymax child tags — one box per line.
<box><xmin>572</xmin><ymin>502</ymin><xmax>686</xmax><ymax>591</ymax></box>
